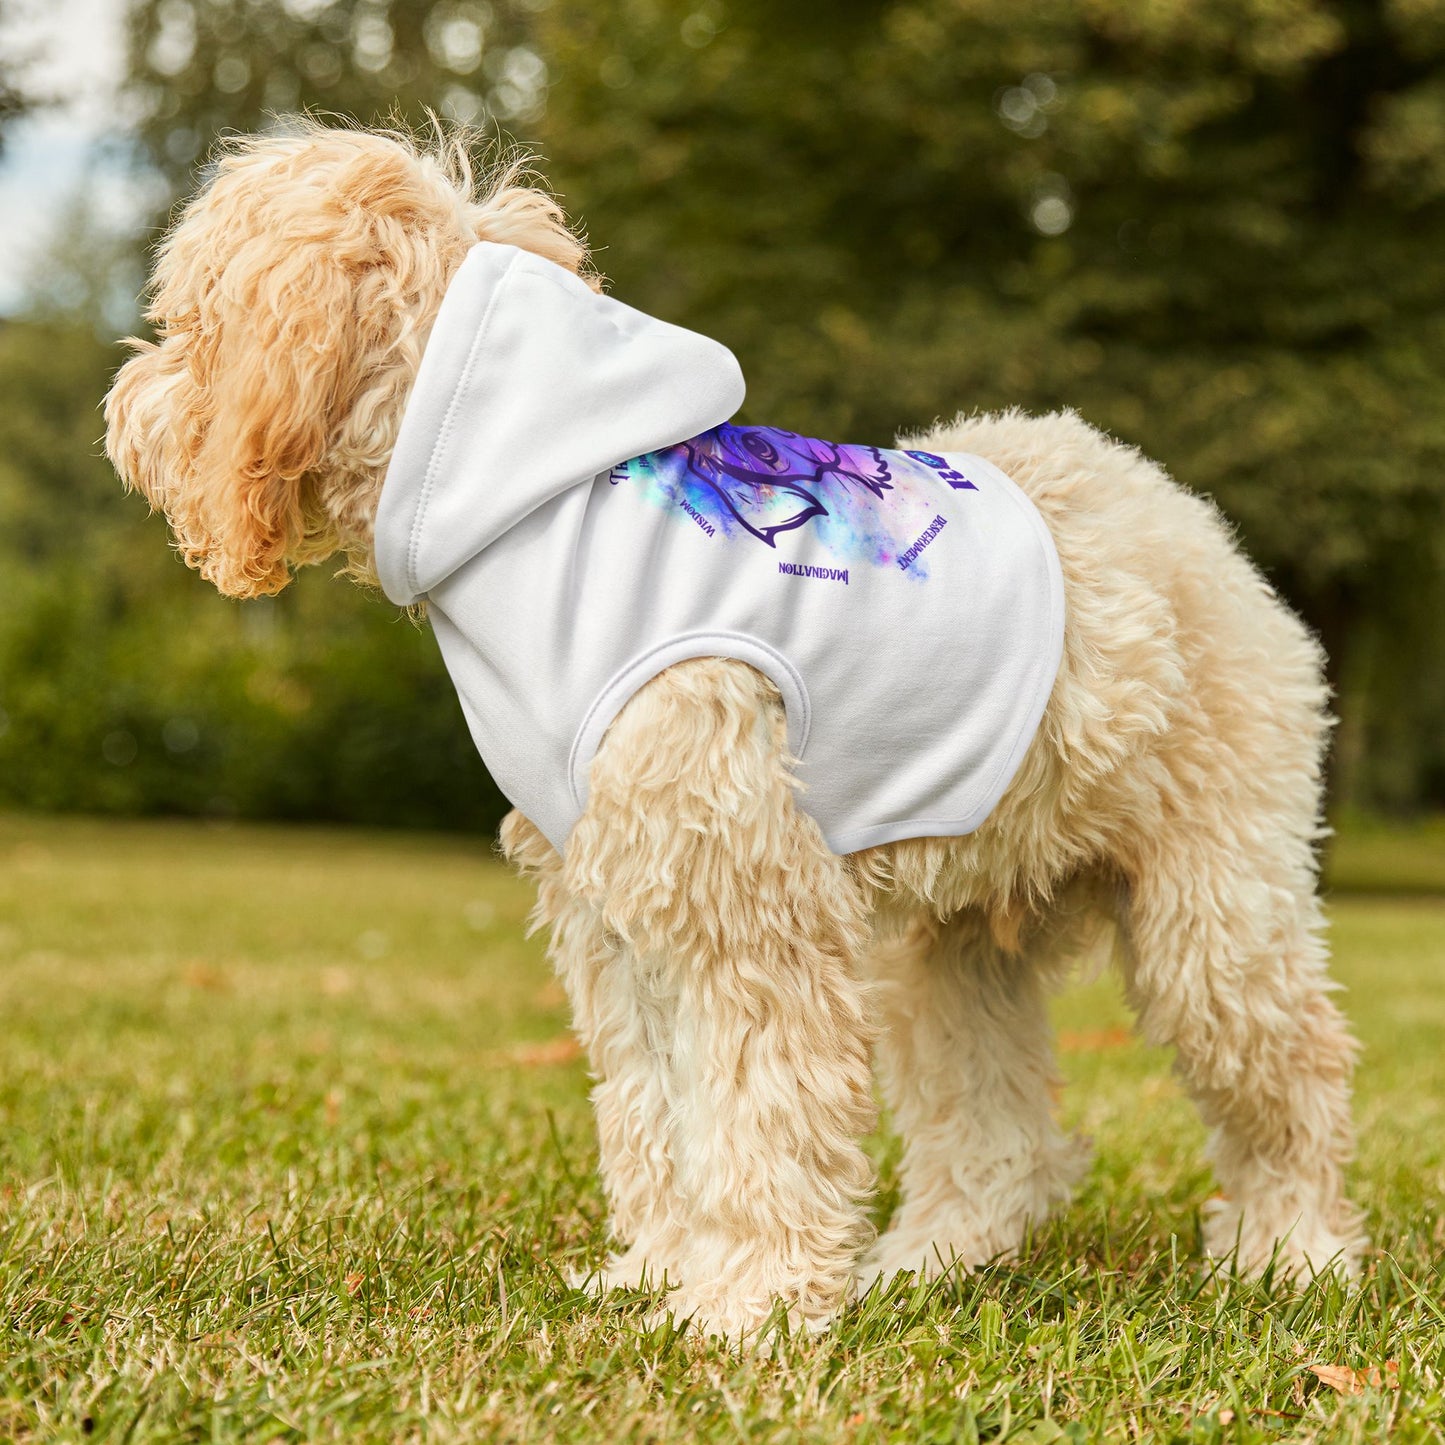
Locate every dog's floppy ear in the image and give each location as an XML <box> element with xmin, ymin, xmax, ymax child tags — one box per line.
<box><xmin>105</xmin><ymin>229</ymin><xmax>359</xmax><ymax>600</ymax></box>
<box><xmin>177</xmin><ymin>240</ymin><xmax>354</xmax><ymax>598</ymax></box>
<box><xmin>105</xmin><ymin>125</ymin><xmax>595</xmax><ymax>598</ymax></box>
<box><xmin>107</xmin><ymin>137</ymin><xmax>412</xmax><ymax>599</ymax></box>
<box><xmin>106</xmin><ymin>332</ymin><xmax>196</xmax><ymax>535</ymax></box>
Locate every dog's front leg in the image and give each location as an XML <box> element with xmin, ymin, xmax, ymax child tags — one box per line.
<box><xmin>501</xmin><ymin>810</ymin><xmax>685</xmax><ymax>1289</ymax></box>
<box><xmin>566</xmin><ymin>659</ymin><xmax>878</xmax><ymax>1343</ymax></box>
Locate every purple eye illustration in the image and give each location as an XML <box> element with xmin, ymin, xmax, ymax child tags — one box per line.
<box><xmin>646</xmin><ymin>425</ymin><xmax>934</xmax><ymax>554</ymax></box>
<box><xmin>740</xmin><ymin>431</ymin><xmax>784</xmax><ymax>470</ymax></box>
<box><xmin>683</xmin><ymin>438</ymin><xmax>827</xmax><ymax>546</ymax></box>
<box><xmin>622</xmin><ymin>423</ymin><xmax>972</xmax><ymax>577</ymax></box>
<box><xmin>671</xmin><ymin>425</ymin><xmax>903</xmax><ymax>547</ymax></box>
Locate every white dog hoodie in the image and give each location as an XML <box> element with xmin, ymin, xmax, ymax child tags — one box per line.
<box><xmin>374</xmin><ymin>242</ymin><xmax>1064</xmax><ymax>855</ymax></box>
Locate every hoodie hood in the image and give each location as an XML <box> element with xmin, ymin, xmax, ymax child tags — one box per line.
<box><xmin>373</xmin><ymin>242</ymin><xmax>746</xmax><ymax>605</ymax></box>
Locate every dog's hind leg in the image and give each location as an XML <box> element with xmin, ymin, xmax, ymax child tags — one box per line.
<box><xmin>1119</xmin><ymin>829</ymin><xmax>1365</xmax><ymax>1279</ymax></box>
<box><xmin>860</xmin><ymin>909</ymin><xmax>1089</xmax><ymax>1288</ymax></box>
<box><xmin>565</xmin><ymin>658</ymin><xmax>878</xmax><ymax>1342</ymax></box>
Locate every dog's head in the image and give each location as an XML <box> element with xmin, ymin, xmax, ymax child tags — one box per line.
<box><xmin>105</xmin><ymin>122</ymin><xmax>590</xmax><ymax>598</ymax></box>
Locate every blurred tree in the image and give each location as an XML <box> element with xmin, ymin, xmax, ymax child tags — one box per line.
<box><xmin>3</xmin><ymin>0</ymin><xmax>561</xmax><ymax>831</ymax></box>
<box><xmin>0</xmin><ymin>317</ymin><xmax>508</xmax><ymax>830</ymax></box>
<box><xmin>31</xmin><ymin>0</ymin><xmax>1441</xmax><ymax>821</ymax></box>
<box><xmin>533</xmin><ymin>0</ymin><xmax>1445</xmax><ymax>808</ymax></box>
<box><xmin>0</xmin><ymin>0</ymin><xmax>37</xmax><ymax>151</ymax></box>
<box><xmin>125</xmin><ymin>0</ymin><xmax>548</xmax><ymax>190</ymax></box>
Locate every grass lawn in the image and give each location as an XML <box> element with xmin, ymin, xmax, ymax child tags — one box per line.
<box><xmin>2</xmin><ymin>812</ymin><xmax>1443</xmax><ymax>1443</ymax></box>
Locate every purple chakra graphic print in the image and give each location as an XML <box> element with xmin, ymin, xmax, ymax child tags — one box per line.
<box><xmin>612</xmin><ymin>425</ymin><xmax>977</xmax><ymax>579</ymax></box>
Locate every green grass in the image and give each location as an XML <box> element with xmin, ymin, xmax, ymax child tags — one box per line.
<box><xmin>2</xmin><ymin>813</ymin><xmax>1443</xmax><ymax>1443</ymax></box>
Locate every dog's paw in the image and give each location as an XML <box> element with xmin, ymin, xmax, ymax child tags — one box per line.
<box><xmin>860</xmin><ymin>1132</ymin><xmax>1092</xmax><ymax>1295</ymax></box>
<box><xmin>645</xmin><ymin>1287</ymin><xmax>837</xmax><ymax>1350</ymax></box>
<box><xmin>570</xmin><ymin>1245</ymin><xmax>675</xmax><ymax>1296</ymax></box>
<box><xmin>860</xmin><ymin>1194</ymin><xmax>1057</xmax><ymax>1289</ymax></box>
<box><xmin>856</xmin><ymin>1232</ymin><xmax>995</xmax><ymax>1295</ymax></box>
<box><xmin>1202</xmin><ymin>1196</ymin><xmax>1367</xmax><ymax>1282</ymax></box>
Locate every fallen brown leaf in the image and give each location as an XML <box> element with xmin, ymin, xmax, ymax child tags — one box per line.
<box><xmin>534</xmin><ymin>980</ymin><xmax>567</xmax><ymax>1009</ymax></box>
<box><xmin>505</xmin><ymin>1037</ymin><xmax>584</xmax><ymax>1067</ymax></box>
<box><xmin>1057</xmin><ymin>1027</ymin><xmax>1133</xmax><ymax>1052</ymax></box>
<box><xmin>344</xmin><ymin>1272</ymin><xmax>364</xmax><ymax>1296</ymax></box>
<box><xmin>1309</xmin><ymin>1361</ymin><xmax>1399</xmax><ymax>1395</ymax></box>
<box><xmin>181</xmin><ymin>962</ymin><xmax>229</xmax><ymax>992</ymax></box>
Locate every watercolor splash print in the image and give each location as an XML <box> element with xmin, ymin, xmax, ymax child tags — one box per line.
<box><xmin>613</xmin><ymin>424</ymin><xmax>978</xmax><ymax>577</ymax></box>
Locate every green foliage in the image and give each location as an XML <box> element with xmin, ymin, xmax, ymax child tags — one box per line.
<box><xmin>0</xmin><ymin>317</ymin><xmax>506</xmax><ymax>831</ymax></box>
<box><xmin>2</xmin><ymin>813</ymin><xmax>1444</xmax><ymax>1440</ymax></box>
<box><xmin>4</xmin><ymin>0</ymin><xmax>1443</xmax><ymax>822</ymax></box>
<box><xmin>533</xmin><ymin>0</ymin><xmax>1445</xmax><ymax>802</ymax></box>
<box><xmin>0</xmin><ymin>566</ymin><xmax>507</xmax><ymax>829</ymax></box>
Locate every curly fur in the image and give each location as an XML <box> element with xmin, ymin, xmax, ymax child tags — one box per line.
<box><xmin>105</xmin><ymin>123</ymin><xmax>1365</xmax><ymax>1344</ymax></box>
<box><xmin>105</xmin><ymin>119</ymin><xmax>591</xmax><ymax>597</ymax></box>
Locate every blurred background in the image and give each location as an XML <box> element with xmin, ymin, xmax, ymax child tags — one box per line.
<box><xmin>1</xmin><ymin>0</ymin><xmax>1442</xmax><ymax>835</ymax></box>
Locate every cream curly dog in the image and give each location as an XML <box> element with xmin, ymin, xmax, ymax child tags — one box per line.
<box><xmin>105</xmin><ymin>124</ymin><xmax>1364</xmax><ymax>1342</ymax></box>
